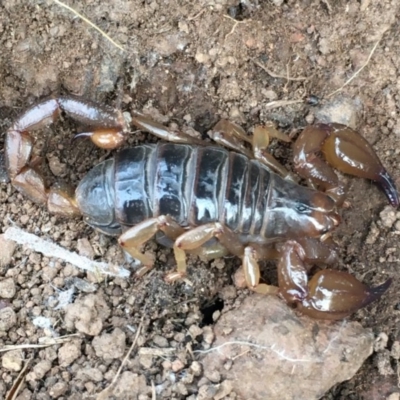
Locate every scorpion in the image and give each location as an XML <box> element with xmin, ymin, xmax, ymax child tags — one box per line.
<box><xmin>4</xmin><ymin>96</ymin><xmax>398</xmax><ymax>320</ymax></box>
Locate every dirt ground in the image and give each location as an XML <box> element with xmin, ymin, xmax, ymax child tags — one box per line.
<box><xmin>1</xmin><ymin>0</ymin><xmax>400</xmax><ymax>399</ymax></box>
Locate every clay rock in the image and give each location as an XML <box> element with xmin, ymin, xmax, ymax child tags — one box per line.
<box><xmin>201</xmin><ymin>295</ymin><xmax>374</xmax><ymax>400</ymax></box>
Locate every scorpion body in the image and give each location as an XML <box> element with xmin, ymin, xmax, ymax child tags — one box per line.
<box><xmin>5</xmin><ymin>96</ymin><xmax>397</xmax><ymax>320</ymax></box>
<box><xmin>77</xmin><ymin>143</ymin><xmax>336</xmax><ymax>242</ymax></box>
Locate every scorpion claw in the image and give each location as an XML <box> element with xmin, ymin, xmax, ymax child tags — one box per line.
<box><xmin>297</xmin><ymin>270</ymin><xmax>392</xmax><ymax>320</ymax></box>
<box><xmin>294</xmin><ymin>123</ymin><xmax>399</xmax><ymax>207</ymax></box>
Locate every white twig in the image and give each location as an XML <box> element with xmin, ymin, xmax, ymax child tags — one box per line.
<box><xmin>3</xmin><ymin>227</ymin><xmax>130</xmax><ymax>278</ymax></box>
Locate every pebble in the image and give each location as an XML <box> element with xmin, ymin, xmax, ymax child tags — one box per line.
<box><xmin>77</xmin><ymin>238</ymin><xmax>95</xmax><ymax>259</ymax></box>
<box><xmin>27</xmin><ymin>360</ymin><xmax>52</xmax><ymax>381</ymax></box>
<box><xmin>190</xmin><ymin>361</ymin><xmax>202</xmax><ymax>376</ymax></box>
<box><xmin>380</xmin><ymin>206</ymin><xmax>398</xmax><ymax>228</ymax></box>
<box><xmin>58</xmin><ymin>339</ymin><xmax>82</xmax><ymax>367</ymax></box>
<box><xmin>0</xmin><ymin>235</ymin><xmax>16</xmax><ymax>267</ymax></box>
<box><xmin>171</xmin><ymin>359</ymin><xmax>185</xmax><ymax>372</ymax></box>
<box><xmin>2</xmin><ymin>350</ymin><xmax>22</xmax><ymax>371</ymax></box>
<box><xmin>92</xmin><ymin>328</ymin><xmax>126</xmax><ymax>360</ymax></box>
<box><xmin>76</xmin><ymin>367</ymin><xmax>104</xmax><ymax>382</ymax></box>
<box><xmin>153</xmin><ymin>334</ymin><xmax>169</xmax><ymax>348</ymax></box>
<box><xmin>0</xmin><ymin>278</ymin><xmax>16</xmax><ymax>298</ymax></box>
<box><xmin>189</xmin><ymin>324</ymin><xmax>203</xmax><ymax>339</ymax></box>
<box><xmin>0</xmin><ymin>307</ymin><xmax>17</xmax><ymax>331</ymax></box>
<box><xmin>49</xmin><ymin>381</ymin><xmax>68</xmax><ymax>398</ymax></box>
<box><xmin>202</xmin><ymin>326</ymin><xmax>214</xmax><ymax>344</ymax></box>
<box><xmin>204</xmin><ymin>369</ymin><xmax>221</xmax><ymax>383</ymax></box>
<box><xmin>215</xmin><ymin>380</ymin><xmax>233</xmax><ymax>400</ymax></box>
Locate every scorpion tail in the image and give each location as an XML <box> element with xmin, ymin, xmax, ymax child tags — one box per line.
<box><xmin>297</xmin><ymin>270</ymin><xmax>392</xmax><ymax>320</ymax></box>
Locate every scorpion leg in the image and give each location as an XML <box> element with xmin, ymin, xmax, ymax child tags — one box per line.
<box><xmin>278</xmin><ymin>240</ymin><xmax>391</xmax><ymax>320</ymax></box>
<box><xmin>131</xmin><ymin>113</ymin><xmax>204</xmax><ymax>145</ymax></box>
<box><xmin>166</xmin><ymin>222</ymin><xmax>278</xmax><ymax>294</ymax></box>
<box><xmin>209</xmin><ymin>120</ymin><xmax>296</xmax><ymax>181</ymax></box>
<box><xmin>119</xmin><ymin>215</ymin><xmax>185</xmax><ymax>277</ymax></box>
<box><xmin>293</xmin><ymin>123</ymin><xmax>399</xmax><ymax>207</ymax></box>
<box><xmin>166</xmin><ymin>222</ymin><xmax>245</xmax><ymax>282</ymax></box>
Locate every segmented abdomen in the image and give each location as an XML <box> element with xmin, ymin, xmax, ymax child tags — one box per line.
<box><xmin>114</xmin><ymin>143</ymin><xmax>272</xmax><ymax>237</ymax></box>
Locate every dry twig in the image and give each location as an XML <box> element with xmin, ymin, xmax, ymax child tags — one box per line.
<box><xmin>0</xmin><ymin>334</ymin><xmax>79</xmax><ymax>353</ymax></box>
<box><xmin>223</xmin><ymin>14</ymin><xmax>252</xmax><ymax>41</ymax></box>
<box><xmin>327</xmin><ymin>38</ymin><xmax>382</xmax><ymax>98</ymax></box>
<box><xmin>251</xmin><ymin>58</ymin><xmax>307</xmax><ymax>82</ymax></box>
<box><xmin>53</xmin><ymin>0</ymin><xmax>125</xmax><ymax>52</ymax></box>
<box><xmin>96</xmin><ymin>318</ymin><xmax>144</xmax><ymax>399</ymax></box>
<box><xmin>6</xmin><ymin>358</ymin><xmax>32</xmax><ymax>400</ymax></box>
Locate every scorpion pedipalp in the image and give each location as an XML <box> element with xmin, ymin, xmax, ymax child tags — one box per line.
<box><xmin>5</xmin><ymin>96</ymin><xmax>128</xmax><ymax>216</ymax></box>
<box><xmin>293</xmin><ymin>123</ymin><xmax>399</xmax><ymax>207</ymax></box>
<box><xmin>278</xmin><ymin>240</ymin><xmax>391</xmax><ymax>320</ymax></box>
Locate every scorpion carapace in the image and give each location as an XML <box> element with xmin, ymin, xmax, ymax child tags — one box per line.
<box><xmin>5</xmin><ymin>96</ymin><xmax>398</xmax><ymax>320</ymax></box>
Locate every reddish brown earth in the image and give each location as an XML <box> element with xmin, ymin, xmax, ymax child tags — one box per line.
<box><xmin>1</xmin><ymin>1</ymin><xmax>400</xmax><ymax>399</ymax></box>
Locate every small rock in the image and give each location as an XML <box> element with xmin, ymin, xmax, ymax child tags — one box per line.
<box><xmin>0</xmin><ymin>307</ymin><xmax>17</xmax><ymax>331</ymax></box>
<box><xmin>376</xmin><ymin>350</ymin><xmax>394</xmax><ymax>376</ymax></box>
<box><xmin>218</xmin><ymin>78</ymin><xmax>241</xmax><ymax>101</ymax></box>
<box><xmin>201</xmin><ymin>295</ymin><xmax>374</xmax><ymax>400</ymax></box>
<box><xmin>112</xmin><ymin>372</ymin><xmax>148</xmax><ymax>398</ymax></box>
<box><xmin>220</xmin><ymin>286</ymin><xmax>236</xmax><ymax>300</ymax></box>
<box><xmin>315</xmin><ymin>96</ymin><xmax>361</xmax><ymax>129</ymax></box>
<box><xmin>375</xmin><ymin>332</ymin><xmax>389</xmax><ymax>352</ymax></box>
<box><xmin>202</xmin><ymin>326</ymin><xmax>214</xmax><ymax>344</ymax></box>
<box><xmin>92</xmin><ymin>328</ymin><xmax>126</xmax><ymax>360</ymax></box>
<box><xmin>139</xmin><ymin>354</ymin><xmax>153</xmax><ymax>369</ymax></box>
<box><xmin>76</xmin><ymin>367</ymin><xmax>103</xmax><ymax>382</ymax></box>
<box><xmin>190</xmin><ymin>361</ymin><xmax>202</xmax><ymax>376</ymax></box>
<box><xmin>0</xmin><ymin>278</ymin><xmax>16</xmax><ymax>299</ymax></box>
<box><xmin>0</xmin><ymin>235</ymin><xmax>16</xmax><ymax>267</ymax></box>
<box><xmin>49</xmin><ymin>381</ymin><xmax>68</xmax><ymax>398</ymax></box>
<box><xmin>391</xmin><ymin>341</ymin><xmax>400</xmax><ymax>359</ymax></box>
<box><xmin>261</xmin><ymin>89</ymin><xmax>278</xmax><ymax>101</ymax></box>
<box><xmin>152</xmin><ymin>334</ymin><xmax>169</xmax><ymax>348</ymax></box>
<box><xmin>380</xmin><ymin>206</ymin><xmax>397</xmax><ymax>228</ymax></box>
<box><xmin>197</xmin><ymin>384</ymin><xmax>218</xmax><ymax>400</ymax></box>
<box><xmin>27</xmin><ymin>360</ymin><xmax>52</xmax><ymax>381</ymax></box>
<box><xmin>64</xmin><ymin>293</ymin><xmax>110</xmax><ymax>336</ymax></box>
<box><xmin>58</xmin><ymin>339</ymin><xmax>82</xmax><ymax>367</ymax></box>
<box><xmin>195</xmin><ymin>53</ymin><xmax>210</xmax><ymax>64</ymax></box>
<box><xmin>171</xmin><ymin>359</ymin><xmax>185</xmax><ymax>372</ymax></box>
<box><xmin>215</xmin><ymin>380</ymin><xmax>233</xmax><ymax>400</ymax></box>
<box><xmin>204</xmin><ymin>369</ymin><xmax>220</xmax><ymax>383</ymax></box>
<box><xmin>2</xmin><ymin>350</ymin><xmax>22</xmax><ymax>371</ymax></box>
<box><xmin>48</xmin><ymin>156</ymin><xmax>66</xmax><ymax>177</ymax></box>
<box><xmin>189</xmin><ymin>324</ymin><xmax>203</xmax><ymax>339</ymax></box>
<box><xmin>212</xmin><ymin>310</ymin><xmax>221</xmax><ymax>322</ymax></box>
<box><xmin>77</xmin><ymin>238</ymin><xmax>95</xmax><ymax>259</ymax></box>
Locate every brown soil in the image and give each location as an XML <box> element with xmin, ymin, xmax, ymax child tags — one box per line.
<box><xmin>1</xmin><ymin>0</ymin><xmax>400</xmax><ymax>399</ymax></box>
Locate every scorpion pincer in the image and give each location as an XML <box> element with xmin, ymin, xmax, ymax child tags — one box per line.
<box><xmin>5</xmin><ymin>96</ymin><xmax>398</xmax><ymax>320</ymax></box>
